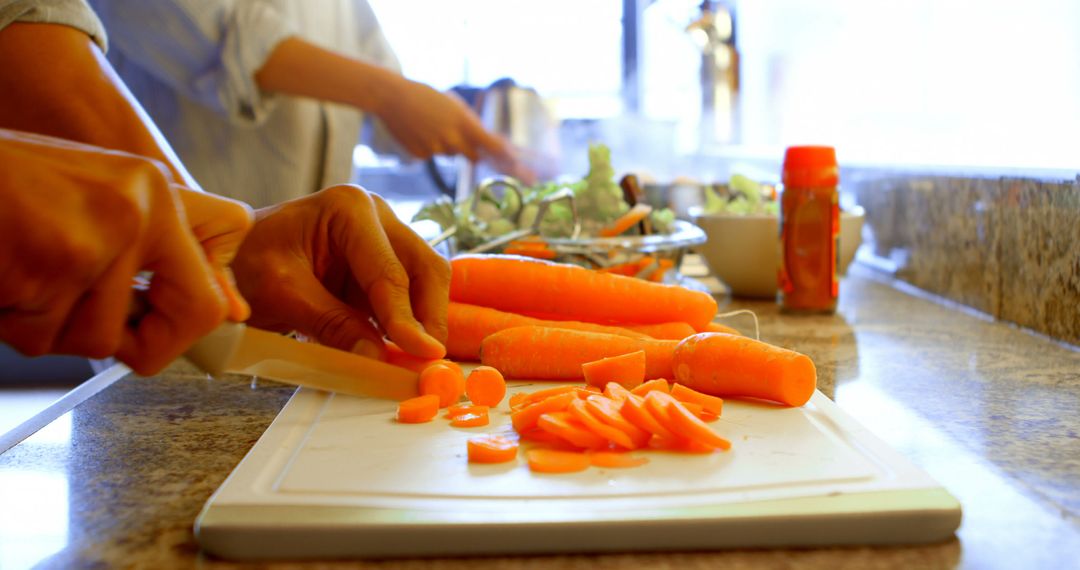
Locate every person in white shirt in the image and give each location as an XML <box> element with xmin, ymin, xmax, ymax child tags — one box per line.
<box><xmin>0</xmin><ymin>0</ymin><xmax>451</xmax><ymax>372</ymax></box>
<box><xmin>87</xmin><ymin>0</ymin><xmax>532</xmax><ymax>207</ymax></box>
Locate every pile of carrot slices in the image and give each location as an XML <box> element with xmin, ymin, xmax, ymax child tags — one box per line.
<box><xmin>508</xmin><ymin>379</ymin><xmax>730</xmax><ymax>473</ymax></box>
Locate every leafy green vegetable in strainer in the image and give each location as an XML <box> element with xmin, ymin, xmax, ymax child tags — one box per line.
<box><xmin>414</xmin><ymin>143</ymin><xmax>677</xmax><ymax>251</ymax></box>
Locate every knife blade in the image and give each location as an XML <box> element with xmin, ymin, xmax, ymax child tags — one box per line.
<box><xmin>184</xmin><ymin>322</ymin><xmax>419</xmax><ymax>401</ymax></box>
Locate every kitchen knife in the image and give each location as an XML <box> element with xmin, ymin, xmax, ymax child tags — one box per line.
<box><xmin>184</xmin><ymin>322</ymin><xmax>419</xmax><ymax>401</ymax></box>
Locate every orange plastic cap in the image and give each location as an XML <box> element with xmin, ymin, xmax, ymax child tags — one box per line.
<box><xmin>782</xmin><ymin>145</ymin><xmax>839</xmax><ymax>188</ymax></box>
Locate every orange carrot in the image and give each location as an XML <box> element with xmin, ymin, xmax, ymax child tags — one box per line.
<box><xmin>465</xmin><ymin>366</ymin><xmax>507</xmax><ymax>407</ymax></box>
<box><xmin>526</xmin><ymin>448</ymin><xmax>591</xmax><ymax>473</ymax></box>
<box><xmin>450</xmin><ymin>408</ymin><xmax>490</xmax><ymax>427</ymax></box>
<box><xmin>649</xmin><ymin>391</ymin><xmax>731</xmax><ymax>450</ymax></box>
<box><xmin>480</xmin><ymin>326</ymin><xmax>676</xmax><ymax>380</ymax></box>
<box><xmin>447</xmin><ymin>403</ymin><xmax>489</xmax><ymax>418</ymax></box>
<box><xmin>598</xmin><ymin>203</ymin><xmax>653</xmax><ymax>237</ymax></box>
<box><xmin>509</xmin><ymin>392</ymin><xmax>529</xmax><ymax>409</ymax></box>
<box><xmin>589</xmin><ymin>451</ymin><xmax>650</xmax><ymax>468</ymax></box>
<box><xmin>467</xmin><ymin>435</ymin><xmax>518</xmax><ymax>463</ymax></box>
<box><xmin>672</xmin><ymin>333</ymin><xmax>817</xmax><ymax>406</ymax></box>
<box><xmin>450</xmin><ymin>254</ymin><xmax>718</xmax><ymax>330</ymax></box>
<box><xmin>582</xmin><ymin>350</ymin><xmax>646</xmax><ymax>390</ymax></box>
<box><xmin>520</xmin><ymin>385</ymin><xmax>582</xmax><ymax>406</ymax></box>
<box><xmin>624</xmin><ymin>322</ymin><xmax>697</xmax><ymax>340</ymax></box>
<box><xmin>446</xmin><ymin>302</ymin><xmax>648</xmax><ymax>361</ymax></box>
<box><xmin>568</xmin><ymin>399</ymin><xmax>637</xmax><ymax>450</ymax></box>
<box><xmin>536</xmin><ymin>411</ymin><xmax>608</xmax><ymax>449</ymax></box>
<box><xmin>620</xmin><ymin>393</ymin><xmax>676</xmax><ymax>440</ymax></box>
<box><xmin>704</xmin><ymin>322</ymin><xmax>742</xmax><ymax>335</ymax></box>
<box><xmin>396</xmin><ymin>394</ymin><xmax>440</xmax><ymax>423</ymax></box>
<box><xmin>670</xmin><ymin>383</ymin><xmax>724</xmax><ymax>416</ymax></box>
<box><xmin>419</xmin><ymin>362</ymin><xmax>466</xmax><ymax>408</ymax></box>
<box><xmin>631</xmin><ymin>378</ymin><xmax>671</xmax><ymax>396</ymax></box>
<box><xmin>510</xmin><ymin>391</ymin><xmax>576</xmax><ymax>432</ymax></box>
<box><xmin>602</xmin><ymin>381</ymin><xmax>633</xmax><ymax>403</ymax></box>
<box><xmin>583</xmin><ymin>395</ymin><xmax>651</xmax><ymax>448</ymax></box>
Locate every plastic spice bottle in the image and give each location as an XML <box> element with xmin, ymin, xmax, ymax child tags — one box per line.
<box><xmin>777</xmin><ymin>145</ymin><xmax>839</xmax><ymax>313</ymax></box>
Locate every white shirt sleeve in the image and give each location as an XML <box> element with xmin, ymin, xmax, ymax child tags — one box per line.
<box><xmin>0</xmin><ymin>0</ymin><xmax>108</xmax><ymax>51</ymax></box>
<box><xmin>88</xmin><ymin>0</ymin><xmax>297</xmax><ymax>123</ymax></box>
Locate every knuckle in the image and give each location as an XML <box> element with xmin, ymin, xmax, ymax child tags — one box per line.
<box><xmin>310</xmin><ymin>307</ymin><xmax>361</xmax><ymax>350</ymax></box>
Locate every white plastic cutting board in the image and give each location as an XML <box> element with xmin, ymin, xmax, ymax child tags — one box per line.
<box><xmin>195</xmin><ymin>382</ymin><xmax>961</xmax><ymax>560</ymax></box>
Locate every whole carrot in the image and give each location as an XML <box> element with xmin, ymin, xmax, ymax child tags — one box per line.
<box><xmin>446</xmin><ymin>302</ymin><xmax>648</xmax><ymax>361</ymax></box>
<box><xmin>480</xmin><ymin>326</ymin><xmax>676</xmax><ymax>380</ymax></box>
<box><xmin>449</xmin><ymin>254</ymin><xmax>718</xmax><ymax>331</ymax></box>
<box><xmin>672</xmin><ymin>333</ymin><xmax>817</xmax><ymax>407</ymax></box>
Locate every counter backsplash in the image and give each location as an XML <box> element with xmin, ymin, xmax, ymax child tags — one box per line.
<box><xmin>847</xmin><ymin>169</ymin><xmax>1080</xmax><ymax>347</ymax></box>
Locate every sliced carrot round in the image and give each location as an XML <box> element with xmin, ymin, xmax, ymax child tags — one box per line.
<box><xmin>396</xmin><ymin>394</ymin><xmax>440</xmax><ymax>424</ymax></box>
<box><xmin>450</xmin><ymin>409</ymin><xmax>490</xmax><ymax>428</ymax></box>
<box><xmin>670</xmin><ymin>382</ymin><xmax>724</xmax><ymax>415</ymax></box>
<box><xmin>536</xmin><ymin>411</ymin><xmax>608</xmax><ymax>449</ymax></box>
<box><xmin>583</xmin><ymin>395</ymin><xmax>651</xmax><ymax>447</ymax></box>
<box><xmin>582</xmin><ymin>350</ymin><xmax>646</xmax><ymax>390</ymax></box>
<box><xmin>467</xmin><ymin>435</ymin><xmax>518</xmax><ymax>463</ymax></box>
<box><xmin>419</xmin><ymin>362</ymin><xmax>466</xmax><ymax>408</ymax></box>
<box><xmin>447</xmin><ymin>403</ymin><xmax>489</xmax><ymax>418</ymax></box>
<box><xmin>510</xmin><ymin>391</ymin><xmax>576</xmax><ymax>432</ymax></box>
<box><xmin>526</xmin><ymin>448</ymin><xmax>590</xmax><ymax>473</ymax></box>
<box><xmin>665</xmin><ymin>398</ymin><xmax>732</xmax><ymax>450</ymax></box>
<box><xmin>465</xmin><ymin>366</ymin><xmax>507</xmax><ymax>407</ymax></box>
<box><xmin>589</xmin><ymin>451</ymin><xmax>650</xmax><ymax>468</ymax></box>
<box><xmin>568</xmin><ymin>399</ymin><xmax>637</xmax><ymax>450</ymax></box>
<box><xmin>631</xmin><ymin>378</ymin><xmax>671</xmax><ymax>397</ymax></box>
<box><xmin>620</xmin><ymin>393</ymin><xmax>676</xmax><ymax>439</ymax></box>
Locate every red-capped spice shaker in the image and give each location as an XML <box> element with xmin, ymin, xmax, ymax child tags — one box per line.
<box><xmin>777</xmin><ymin>145</ymin><xmax>840</xmax><ymax>313</ymax></box>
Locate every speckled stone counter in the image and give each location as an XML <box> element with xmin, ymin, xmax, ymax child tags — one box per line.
<box><xmin>1</xmin><ymin>266</ymin><xmax>1078</xmax><ymax>569</ymax></box>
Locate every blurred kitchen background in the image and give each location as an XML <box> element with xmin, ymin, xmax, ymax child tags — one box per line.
<box><xmin>4</xmin><ymin>0</ymin><xmax>1079</xmax><ymax>434</ymax></box>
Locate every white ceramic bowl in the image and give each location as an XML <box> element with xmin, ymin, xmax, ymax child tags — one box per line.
<box><xmin>690</xmin><ymin>206</ymin><xmax>865</xmax><ymax>298</ymax></box>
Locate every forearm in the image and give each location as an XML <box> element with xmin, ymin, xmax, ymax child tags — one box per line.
<box><xmin>0</xmin><ymin>23</ymin><xmax>201</xmax><ymax>190</ymax></box>
<box><xmin>254</xmin><ymin>36</ymin><xmax>403</xmax><ymax>117</ymax></box>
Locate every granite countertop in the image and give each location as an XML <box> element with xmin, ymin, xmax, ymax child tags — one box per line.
<box><xmin>1</xmin><ymin>265</ymin><xmax>1078</xmax><ymax>569</ymax></box>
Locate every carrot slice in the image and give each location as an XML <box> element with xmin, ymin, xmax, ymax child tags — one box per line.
<box><xmin>536</xmin><ymin>411</ymin><xmax>608</xmax><ymax>449</ymax></box>
<box><xmin>647</xmin><ymin>391</ymin><xmax>731</xmax><ymax>450</ymax></box>
<box><xmin>526</xmin><ymin>448</ymin><xmax>591</xmax><ymax>473</ymax></box>
<box><xmin>664</xmin><ymin>397</ymin><xmax>732</xmax><ymax>450</ymax></box>
<box><xmin>510</xmin><ymin>391</ymin><xmax>576</xmax><ymax>432</ymax></box>
<box><xmin>467</xmin><ymin>435</ymin><xmax>518</xmax><ymax>463</ymax></box>
<box><xmin>419</xmin><ymin>363</ymin><xmax>465</xmax><ymax>408</ymax></box>
<box><xmin>568</xmin><ymin>399</ymin><xmax>637</xmax><ymax>450</ymax></box>
<box><xmin>396</xmin><ymin>394</ymin><xmax>440</xmax><ymax>423</ymax></box>
<box><xmin>509</xmin><ymin>392</ymin><xmax>529</xmax><ymax>410</ymax></box>
<box><xmin>521</xmin><ymin>385</ymin><xmax>580</xmax><ymax>406</ymax></box>
<box><xmin>602</xmin><ymin>382</ymin><xmax>633</xmax><ymax>403</ymax></box>
<box><xmin>582</xmin><ymin>350</ymin><xmax>646</xmax><ymax>390</ymax></box>
<box><xmin>631</xmin><ymin>378</ymin><xmax>671</xmax><ymax>396</ymax></box>
<box><xmin>450</xmin><ymin>409</ymin><xmax>490</xmax><ymax>427</ymax></box>
<box><xmin>598</xmin><ymin>203</ymin><xmax>653</xmax><ymax>237</ymax></box>
<box><xmin>446</xmin><ymin>403</ymin><xmax>489</xmax><ymax>418</ymax></box>
<box><xmin>465</xmin><ymin>366</ymin><xmax>507</xmax><ymax>407</ymax></box>
<box><xmin>589</xmin><ymin>451</ymin><xmax>650</xmax><ymax>468</ymax></box>
<box><xmin>620</xmin><ymin>393</ymin><xmax>676</xmax><ymax>439</ymax></box>
<box><xmin>670</xmin><ymin>383</ymin><xmax>724</xmax><ymax>415</ymax></box>
<box><xmin>583</xmin><ymin>395</ymin><xmax>651</xmax><ymax>447</ymax></box>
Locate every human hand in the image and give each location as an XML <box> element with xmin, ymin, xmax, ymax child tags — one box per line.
<box><xmin>229</xmin><ymin>185</ymin><xmax>450</xmax><ymax>360</ymax></box>
<box><xmin>0</xmin><ymin>130</ymin><xmax>250</xmax><ymax>375</ymax></box>
<box><xmin>375</xmin><ymin>78</ymin><xmax>537</xmax><ymax>184</ymax></box>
